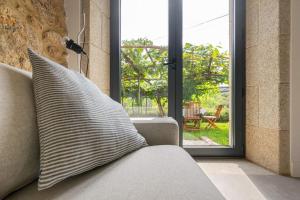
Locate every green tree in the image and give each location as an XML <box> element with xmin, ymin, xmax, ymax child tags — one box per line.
<box><xmin>183</xmin><ymin>43</ymin><xmax>229</xmax><ymax>102</ymax></box>
<box><xmin>121</xmin><ymin>38</ymin><xmax>168</xmax><ymax>116</ymax></box>
<box><xmin>121</xmin><ymin>38</ymin><xmax>229</xmax><ymax>116</ymax></box>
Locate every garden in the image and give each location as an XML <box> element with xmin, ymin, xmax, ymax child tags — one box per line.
<box><xmin>121</xmin><ymin>38</ymin><xmax>230</xmax><ymax>145</ymax></box>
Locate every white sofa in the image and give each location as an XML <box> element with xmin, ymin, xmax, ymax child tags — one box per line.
<box><xmin>0</xmin><ymin>64</ymin><xmax>224</xmax><ymax>200</ymax></box>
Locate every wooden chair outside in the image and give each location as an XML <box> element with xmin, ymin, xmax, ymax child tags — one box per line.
<box><xmin>183</xmin><ymin>101</ymin><xmax>201</xmax><ymax>131</ymax></box>
<box><xmin>203</xmin><ymin>105</ymin><xmax>223</xmax><ymax>129</ymax></box>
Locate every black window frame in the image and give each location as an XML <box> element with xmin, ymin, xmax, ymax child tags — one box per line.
<box><xmin>110</xmin><ymin>0</ymin><xmax>245</xmax><ymax>157</ymax></box>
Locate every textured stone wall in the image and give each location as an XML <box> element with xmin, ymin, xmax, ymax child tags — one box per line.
<box><xmin>0</xmin><ymin>0</ymin><xmax>68</xmax><ymax>71</ymax></box>
<box><xmin>246</xmin><ymin>0</ymin><xmax>290</xmax><ymax>174</ymax></box>
<box><xmin>82</xmin><ymin>0</ymin><xmax>110</xmax><ymax>94</ymax></box>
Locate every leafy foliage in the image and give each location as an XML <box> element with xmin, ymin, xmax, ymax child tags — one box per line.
<box><xmin>183</xmin><ymin>43</ymin><xmax>229</xmax><ymax>101</ymax></box>
<box><xmin>121</xmin><ymin>38</ymin><xmax>229</xmax><ymax>116</ymax></box>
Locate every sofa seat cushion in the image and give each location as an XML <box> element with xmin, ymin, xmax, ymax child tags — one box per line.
<box><xmin>6</xmin><ymin>146</ymin><xmax>224</xmax><ymax>200</ymax></box>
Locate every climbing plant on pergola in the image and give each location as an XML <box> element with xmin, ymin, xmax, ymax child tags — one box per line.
<box><xmin>121</xmin><ymin>38</ymin><xmax>229</xmax><ymax>116</ymax></box>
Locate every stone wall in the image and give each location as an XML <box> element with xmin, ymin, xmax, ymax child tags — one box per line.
<box><xmin>246</xmin><ymin>0</ymin><xmax>290</xmax><ymax>174</ymax></box>
<box><xmin>290</xmin><ymin>0</ymin><xmax>300</xmax><ymax>177</ymax></box>
<box><xmin>0</xmin><ymin>0</ymin><xmax>68</xmax><ymax>71</ymax></box>
<box><xmin>0</xmin><ymin>0</ymin><xmax>110</xmax><ymax>94</ymax></box>
<box><xmin>82</xmin><ymin>0</ymin><xmax>110</xmax><ymax>94</ymax></box>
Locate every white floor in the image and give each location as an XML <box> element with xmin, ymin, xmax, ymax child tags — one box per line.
<box><xmin>195</xmin><ymin>159</ymin><xmax>300</xmax><ymax>200</ymax></box>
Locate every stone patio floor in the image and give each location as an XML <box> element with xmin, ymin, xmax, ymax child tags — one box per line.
<box><xmin>183</xmin><ymin>136</ymin><xmax>219</xmax><ymax>146</ymax></box>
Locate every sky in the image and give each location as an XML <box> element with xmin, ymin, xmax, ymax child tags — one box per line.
<box><xmin>121</xmin><ymin>0</ymin><xmax>230</xmax><ymax>51</ymax></box>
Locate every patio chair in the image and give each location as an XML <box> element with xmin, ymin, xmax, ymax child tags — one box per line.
<box><xmin>183</xmin><ymin>101</ymin><xmax>201</xmax><ymax>131</ymax></box>
<box><xmin>203</xmin><ymin>105</ymin><xmax>223</xmax><ymax>129</ymax></box>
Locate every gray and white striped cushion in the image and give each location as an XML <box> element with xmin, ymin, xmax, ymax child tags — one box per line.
<box><xmin>28</xmin><ymin>49</ymin><xmax>147</xmax><ymax>190</ymax></box>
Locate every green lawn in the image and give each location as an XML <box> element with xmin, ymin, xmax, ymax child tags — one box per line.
<box><xmin>183</xmin><ymin>122</ymin><xmax>229</xmax><ymax>146</ymax></box>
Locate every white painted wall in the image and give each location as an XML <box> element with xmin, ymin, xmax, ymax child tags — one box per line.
<box><xmin>290</xmin><ymin>0</ymin><xmax>300</xmax><ymax>177</ymax></box>
<box><xmin>64</xmin><ymin>0</ymin><xmax>81</xmax><ymax>71</ymax></box>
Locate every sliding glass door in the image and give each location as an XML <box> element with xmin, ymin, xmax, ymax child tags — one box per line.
<box><xmin>110</xmin><ymin>0</ymin><xmax>245</xmax><ymax>156</ymax></box>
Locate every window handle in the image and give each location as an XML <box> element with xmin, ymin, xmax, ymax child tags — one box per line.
<box><xmin>163</xmin><ymin>60</ymin><xmax>176</xmax><ymax>70</ymax></box>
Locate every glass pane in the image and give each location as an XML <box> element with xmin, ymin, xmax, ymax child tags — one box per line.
<box><xmin>182</xmin><ymin>0</ymin><xmax>231</xmax><ymax>146</ymax></box>
<box><xmin>121</xmin><ymin>0</ymin><xmax>168</xmax><ymax>117</ymax></box>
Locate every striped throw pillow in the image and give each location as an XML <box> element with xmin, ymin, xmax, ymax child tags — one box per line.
<box><xmin>28</xmin><ymin>49</ymin><xmax>147</xmax><ymax>190</ymax></box>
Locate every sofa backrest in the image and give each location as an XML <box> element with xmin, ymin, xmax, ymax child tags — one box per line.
<box><xmin>0</xmin><ymin>63</ymin><xmax>39</xmax><ymax>198</ymax></box>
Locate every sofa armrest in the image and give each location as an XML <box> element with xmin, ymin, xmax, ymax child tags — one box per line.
<box><xmin>131</xmin><ymin>117</ymin><xmax>179</xmax><ymax>146</ymax></box>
